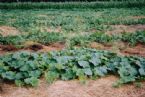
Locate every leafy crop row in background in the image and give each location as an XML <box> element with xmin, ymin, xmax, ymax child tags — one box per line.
<box><xmin>0</xmin><ymin>1</ymin><xmax>145</xmax><ymax>9</ymax></box>
<box><xmin>1</xmin><ymin>8</ymin><xmax>145</xmax><ymax>34</ymax></box>
<box><xmin>0</xmin><ymin>48</ymin><xmax>145</xmax><ymax>87</ymax></box>
<box><xmin>1</xmin><ymin>0</ymin><xmax>145</xmax><ymax>3</ymax></box>
<box><xmin>0</xmin><ymin>30</ymin><xmax>144</xmax><ymax>48</ymax></box>
<box><xmin>0</xmin><ymin>32</ymin><xmax>64</xmax><ymax>46</ymax></box>
<box><xmin>70</xmin><ymin>30</ymin><xmax>145</xmax><ymax>46</ymax></box>
<box><xmin>1</xmin><ymin>9</ymin><xmax>145</xmax><ymax>33</ymax></box>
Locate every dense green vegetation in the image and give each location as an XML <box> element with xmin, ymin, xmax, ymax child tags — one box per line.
<box><xmin>1</xmin><ymin>30</ymin><xmax>144</xmax><ymax>47</ymax></box>
<box><xmin>0</xmin><ymin>32</ymin><xmax>64</xmax><ymax>46</ymax></box>
<box><xmin>0</xmin><ymin>0</ymin><xmax>145</xmax><ymax>9</ymax></box>
<box><xmin>0</xmin><ymin>8</ymin><xmax>145</xmax><ymax>44</ymax></box>
<box><xmin>0</xmin><ymin>48</ymin><xmax>145</xmax><ymax>87</ymax></box>
<box><xmin>90</xmin><ymin>31</ymin><xmax>145</xmax><ymax>45</ymax></box>
<box><xmin>0</xmin><ymin>1</ymin><xmax>145</xmax><ymax>88</ymax></box>
<box><xmin>1</xmin><ymin>8</ymin><xmax>145</xmax><ymax>33</ymax></box>
<box><xmin>2</xmin><ymin>0</ymin><xmax>145</xmax><ymax>2</ymax></box>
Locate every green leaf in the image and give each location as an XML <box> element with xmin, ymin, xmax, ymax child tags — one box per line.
<box><xmin>20</xmin><ymin>64</ymin><xmax>29</xmax><ymax>71</ymax></box>
<box><xmin>24</xmin><ymin>77</ymin><xmax>39</xmax><ymax>87</ymax></box>
<box><xmin>28</xmin><ymin>70</ymin><xmax>41</xmax><ymax>77</ymax></box>
<box><xmin>61</xmin><ymin>69</ymin><xmax>75</xmax><ymax>80</ymax></box>
<box><xmin>45</xmin><ymin>71</ymin><xmax>59</xmax><ymax>84</ymax></box>
<box><xmin>89</xmin><ymin>57</ymin><xmax>101</xmax><ymax>66</ymax></box>
<box><xmin>94</xmin><ymin>66</ymin><xmax>107</xmax><ymax>77</ymax></box>
<box><xmin>78</xmin><ymin>61</ymin><xmax>90</xmax><ymax>68</ymax></box>
<box><xmin>83</xmin><ymin>68</ymin><xmax>92</xmax><ymax>76</ymax></box>
<box><xmin>139</xmin><ymin>68</ymin><xmax>145</xmax><ymax>76</ymax></box>
<box><xmin>15</xmin><ymin>80</ymin><xmax>24</xmax><ymax>87</ymax></box>
<box><xmin>15</xmin><ymin>73</ymin><xmax>23</xmax><ymax>80</ymax></box>
<box><xmin>2</xmin><ymin>71</ymin><xmax>16</xmax><ymax>80</ymax></box>
<box><xmin>118</xmin><ymin>65</ymin><xmax>137</xmax><ymax>83</ymax></box>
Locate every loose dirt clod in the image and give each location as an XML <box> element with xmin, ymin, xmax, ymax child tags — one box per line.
<box><xmin>28</xmin><ymin>44</ymin><xmax>43</xmax><ymax>51</ymax></box>
<box><xmin>0</xmin><ymin>45</ymin><xmax>17</xmax><ymax>51</ymax></box>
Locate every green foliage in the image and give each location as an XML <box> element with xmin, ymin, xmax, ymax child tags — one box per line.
<box><xmin>25</xmin><ymin>32</ymin><xmax>65</xmax><ymax>44</ymax></box>
<box><xmin>0</xmin><ymin>34</ymin><xmax>25</xmax><ymax>45</ymax></box>
<box><xmin>0</xmin><ymin>51</ymin><xmax>45</xmax><ymax>86</ymax></box>
<box><xmin>0</xmin><ymin>32</ymin><xmax>64</xmax><ymax>46</ymax></box>
<box><xmin>70</xmin><ymin>36</ymin><xmax>90</xmax><ymax>47</ymax></box>
<box><xmin>89</xmin><ymin>32</ymin><xmax>119</xmax><ymax>44</ymax></box>
<box><xmin>1</xmin><ymin>7</ymin><xmax>145</xmax><ymax>35</ymax></box>
<box><xmin>122</xmin><ymin>31</ymin><xmax>145</xmax><ymax>46</ymax></box>
<box><xmin>0</xmin><ymin>1</ymin><xmax>145</xmax><ymax>9</ymax></box>
<box><xmin>89</xmin><ymin>31</ymin><xmax>145</xmax><ymax>46</ymax></box>
<box><xmin>0</xmin><ymin>48</ymin><xmax>145</xmax><ymax>87</ymax></box>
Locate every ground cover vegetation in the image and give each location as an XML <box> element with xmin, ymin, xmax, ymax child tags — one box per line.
<box><xmin>0</xmin><ymin>8</ymin><xmax>145</xmax><ymax>47</ymax></box>
<box><xmin>0</xmin><ymin>48</ymin><xmax>145</xmax><ymax>87</ymax></box>
<box><xmin>0</xmin><ymin>1</ymin><xmax>145</xmax><ymax>9</ymax></box>
<box><xmin>0</xmin><ymin>1</ymin><xmax>145</xmax><ymax>89</ymax></box>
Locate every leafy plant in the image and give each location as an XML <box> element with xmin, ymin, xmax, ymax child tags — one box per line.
<box><xmin>0</xmin><ymin>48</ymin><xmax>145</xmax><ymax>87</ymax></box>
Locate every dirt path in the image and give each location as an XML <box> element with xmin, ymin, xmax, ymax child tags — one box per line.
<box><xmin>1</xmin><ymin>76</ymin><xmax>145</xmax><ymax>97</ymax></box>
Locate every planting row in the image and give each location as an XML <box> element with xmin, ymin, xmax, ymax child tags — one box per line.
<box><xmin>0</xmin><ymin>48</ymin><xmax>145</xmax><ymax>87</ymax></box>
<box><xmin>0</xmin><ymin>1</ymin><xmax>145</xmax><ymax>9</ymax></box>
<box><xmin>70</xmin><ymin>31</ymin><xmax>145</xmax><ymax>46</ymax></box>
<box><xmin>1</xmin><ymin>8</ymin><xmax>145</xmax><ymax>34</ymax></box>
<box><xmin>0</xmin><ymin>32</ymin><xmax>64</xmax><ymax>48</ymax></box>
<box><xmin>0</xmin><ymin>31</ymin><xmax>145</xmax><ymax>48</ymax></box>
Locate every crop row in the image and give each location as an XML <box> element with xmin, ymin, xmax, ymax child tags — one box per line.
<box><xmin>69</xmin><ymin>31</ymin><xmax>145</xmax><ymax>46</ymax></box>
<box><xmin>0</xmin><ymin>48</ymin><xmax>145</xmax><ymax>87</ymax></box>
<box><xmin>0</xmin><ymin>32</ymin><xmax>64</xmax><ymax>47</ymax></box>
<box><xmin>1</xmin><ymin>0</ymin><xmax>145</xmax><ymax>3</ymax></box>
<box><xmin>0</xmin><ymin>31</ymin><xmax>145</xmax><ymax>48</ymax></box>
<box><xmin>0</xmin><ymin>1</ymin><xmax>145</xmax><ymax>9</ymax></box>
<box><xmin>1</xmin><ymin>8</ymin><xmax>145</xmax><ymax>34</ymax></box>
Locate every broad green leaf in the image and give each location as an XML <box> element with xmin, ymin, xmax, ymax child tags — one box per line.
<box><xmin>2</xmin><ymin>71</ymin><xmax>16</xmax><ymax>80</ymax></box>
<box><xmin>78</xmin><ymin>61</ymin><xmax>90</xmax><ymax>68</ymax></box>
<box><xmin>20</xmin><ymin>65</ymin><xmax>30</xmax><ymax>71</ymax></box>
<box><xmin>45</xmin><ymin>71</ymin><xmax>59</xmax><ymax>84</ymax></box>
<box><xmin>15</xmin><ymin>73</ymin><xmax>23</xmax><ymax>80</ymax></box>
<box><xmin>24</xmin><ymin>77</ymin><xmax>39</xmax><ymax>87</ymax></box>
<box><xmin>83</xmin><ymin>68</ymin><xmax>92</xmax><ymax>76</ymax></box>
<box><xmin>28</xmin><ymin>70</ymin><xmax>41</xmax><ymax>77</ymax></box>
<box><xmin>89</xmin><ymin>57</ymin><xmax>101</xmax><ymax>66</ymax></box>
<box><xmin>61</xmin><ymin>69</ymin><xmax>75</xmax><ymax>80</ymax></box>
<box><xmin>139</xmin><ymin>68</ymin><xmax>145</xmax><ymax>76</ymax></box>
<box><xmin>15</xmin><ymin>80</ymin><xmax>24</xmax><ymax>87</ymax></box>
<box><xmin>94</xmin><ymin>66</ymin><xmax>107</xmax><ymax>76</ymax></box>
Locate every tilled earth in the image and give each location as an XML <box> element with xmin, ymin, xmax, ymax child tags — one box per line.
<box><xmin>1</xmin><ymin>76</ymin><xmax>145</xmax><ymax>97</ymax></box>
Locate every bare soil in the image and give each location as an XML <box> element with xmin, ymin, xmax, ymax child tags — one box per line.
<box><xmin>90</xmin><ymin>42</ymin><xmax>145</xmax><ymax>57</ymax></box>
<box><xmin>1</xmin><ymin>76</ymin><xmax>145</xmax><ymax>97</ymax></box>
<box><xmin>0</xmin><ymin>25</ymin><xmax>145</xmax><ymax>97</ymax></box>
<box><xmin>131</xmin><ymin>16</ymin><xmax>145</xmax><ymax>19</ymax></box>
<box><xmin>0</xmin><ymin>43</ymin><xmax>65</xmax><ymax>55</ymax></box>
<box><xmin>0</xmin><ymin>26</ymin><xmax>20</xmax><ymax>37</ymax></box>
<box><xmin>107</xmin><ymin>25</ymin><xmax>145</xmax><ymax>35</ymax></box>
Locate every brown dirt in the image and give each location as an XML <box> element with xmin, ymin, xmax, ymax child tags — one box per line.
<box><xmin>0</xmin><ymin>43</ymin><xmax>65</xmax><ymax>55</ymax></box>
<box><xmin>0</xmin><ymin>26</ymin><xmax>20</xmax><ymax>37</ymax></box>
<box><xmin>0</xmin><ymin>45</ymin><xmax>18</xmax><ymax>51</ymax></box>
<box><xmin>107</xmin><ymin>25</ymin><xmax>145</xmax><ymax>35</ymax></box>
<box><xmin>38</xmin><ymin>43</ymin><xmax>65</xmax><ymax>52</ymax></box>
<box><xmin>1</xmin><ymin>76</ymin><xmax>145</xmax><ymax>97</ymax></box>
<box><xmin>46</xmin><ymin>26</ymin><xmax>62</xmax><ymax>33</ymax></box>
<box><xmin>90</xmin><ymin>42</ymin><xmax>145</xmax><ymax>57</ymax></box>
<box><xmin>122</xmin><ymin>44</ymin><xmax>145</xmax><ymax>57</ymax></box>
<box><xmin>131</xmin><ymin>16</ymin><xmax>145</xmax><ymax>19</ymax></box>
<box><xmin>39</xmin><ymin>26</ymin><xmax>62</xmax><ymax>33</ymax></box>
